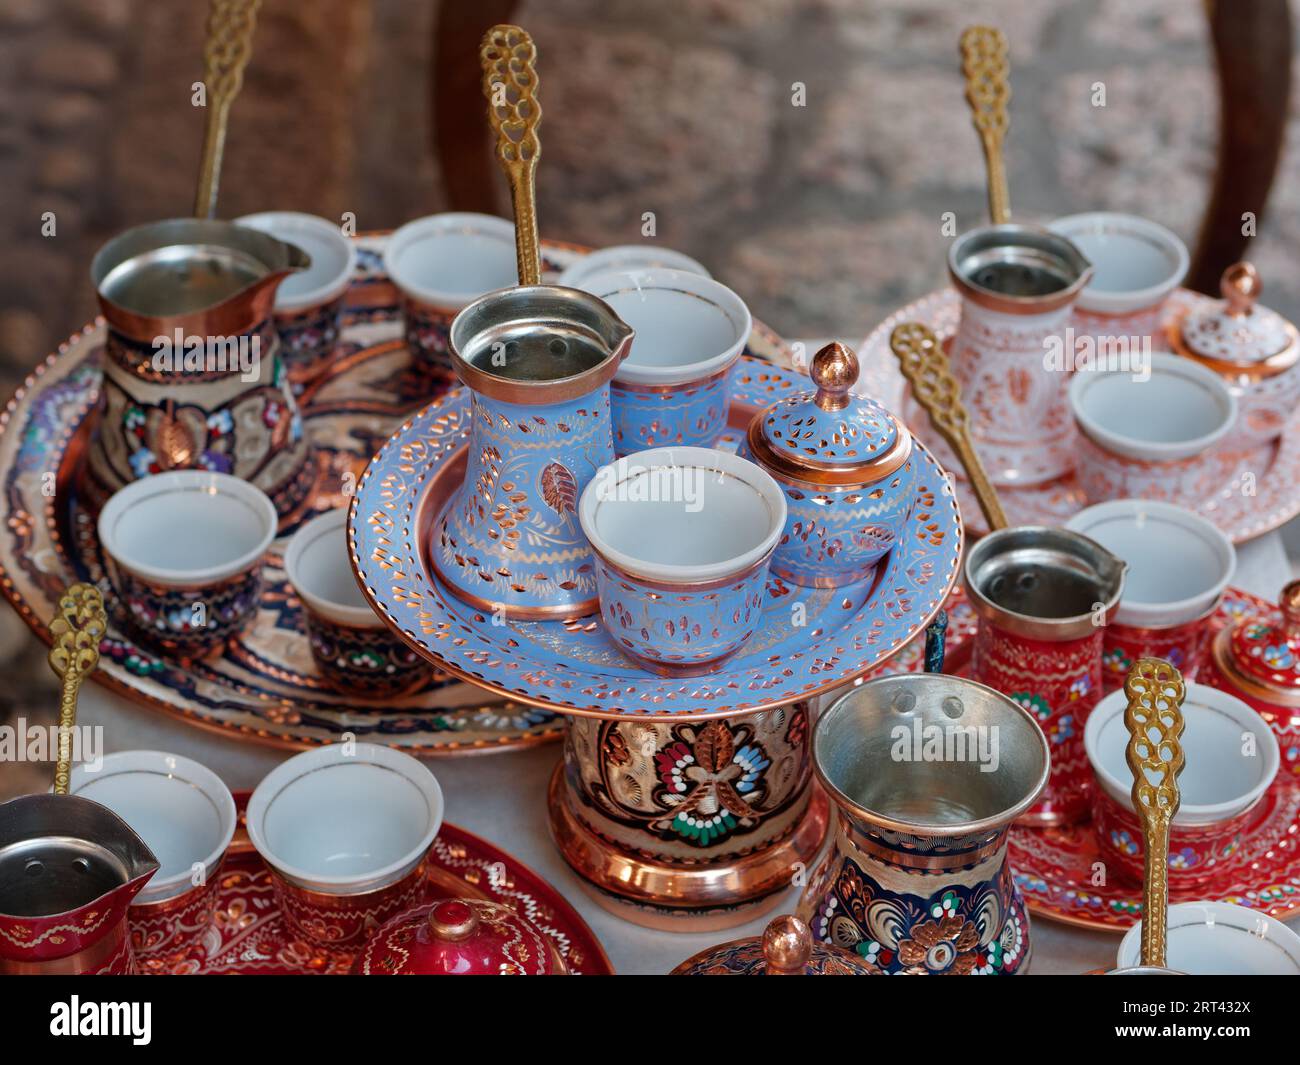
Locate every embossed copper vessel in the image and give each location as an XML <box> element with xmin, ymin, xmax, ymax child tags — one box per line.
<box><xmin>432</xmin><ymin>285</ymin><xmax>633</xmax><ymax>619</ymax></box>
<box><xmin>85</xmin><ymin>219</ymin><xmax>316</xmax><ymax>522</ymax></box>
<box><xmin>930</xmin><ymin>224</ymin><xmax>1092</xmax><ymax>487</ymax></box>
<box><xmin>964</xmin><ymin>526</ymin><xmax>1126</xmax><ymax>825</ymax></box>
<box><xmin>796</xmin><ymin>673</ymin><xmax>1049</xmax><ymax>975</ymax></box>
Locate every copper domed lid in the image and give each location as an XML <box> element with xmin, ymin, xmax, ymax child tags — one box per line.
<box><xmin>351</xmin><ymin>898</ymin><xmax>566</xmax><ymax>975</ymax></box>
<box><xmin>1173</xmin><ymin>263</ymin><xmax>1299</xmax><ymax>379</ymax></box>
<box><xmin>1212</xmin><ymin>580</ymin><xmax>1300</xmax><ymax>713</ymax></box>
<box><xmin>670</xmin><ymin>914</ymin><xmax>878</xmax><ymax>976</ymax></box>
<box><xmin>746</xmin><ymin>341</ymin><xmax>912</xmax><ymax>487</ymax></box>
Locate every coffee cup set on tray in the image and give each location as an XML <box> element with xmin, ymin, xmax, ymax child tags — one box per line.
<box><xmin>2</xmin><ymin>18</ymin><xmax>1299</xmax><ymax>978</ymax></box>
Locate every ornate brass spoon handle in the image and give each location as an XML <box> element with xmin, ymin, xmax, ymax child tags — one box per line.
<box><xmin>194</xmin><ymin>0</ymin><xmax>262</xmax><ymax>219</ymax></box>
<box><xmin>480</xmin><ymin>24</ymin><xmax>543</xmax><ymax>286</ymax></box>
<box><xmin>889</xmin><ymin>321</ymin><xmax>1008</xmax><ymax>531</ymax></box>
<box><xmin>1122</xmin><ymin>657</ymin><xmax>1187</xmax><ymax>970</ymax></box>
<box><xmin>960</xmin><ymin>24</ymin><xmax>1011</xmax><ymax>226</ymax></box>
<box><xmin>46</xmin><ymin>583</ymin><xmax>107</xmax><ymax>795</ymax></box>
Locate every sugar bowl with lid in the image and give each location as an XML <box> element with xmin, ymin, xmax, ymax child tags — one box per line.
<box><xmin>738</xmin><ymin>340</ymin><xmax>916</xmax><ymax>587</ymax></box>
<box><xmin>351</xmin><ymin>898</ymin><xmax>567</xmax><ymax>975</ymax></box>
<box><xmin>1169</xmin><ymin>262</ymin><xmax>1300</xmax><ymax>447</ymax></box>
<box><xmin>1201</xmin><ymin>579</ymin><xmax>1300</xmax><ymax>782</ymax></box>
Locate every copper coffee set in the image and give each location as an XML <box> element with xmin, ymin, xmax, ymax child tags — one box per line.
<box><xmin>2</xmin><ymin>13</ymin><xmax>1299</xmax><ymax>978</ymax></box>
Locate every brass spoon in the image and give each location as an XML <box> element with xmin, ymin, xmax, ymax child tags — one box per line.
<box><xmin>960</xmin><ymin>25</ymin><xmax>1011</xmax><ymax>226</ymax></box>
<box><xmin>889</xmin><ymin>321</ymin><xmax>1008</xmax><ymax>531</ymax></box>
<box><xmin>194</xmin><ymin>0</ymin><xmax>263</xmax><ymax>219</ymax></box>
<box><xmin>1122</xmin><ymin>657</ymin><xmax>1187</xmax><ymax>970</ymax></box>
<box><xmin>480</xmin><ymin>24</ymin><xmax>543</xmax><ymax>286</ymax></box>
<box><xmin>46</xmin><ymin>583</ymin><xmax>107</xmax><ymax>795</ymax></box>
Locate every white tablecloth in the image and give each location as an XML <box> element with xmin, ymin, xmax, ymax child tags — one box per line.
<box><xmin>76</xmin><ymin>527</ymin><xmax>1299</xmax><ymax>975</ymax></box>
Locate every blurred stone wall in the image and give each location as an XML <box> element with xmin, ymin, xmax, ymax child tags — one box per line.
<box><xmin>0</xmin><ymin>0</ymin><xmax>1298</xmax><ymax>787</ymax></box>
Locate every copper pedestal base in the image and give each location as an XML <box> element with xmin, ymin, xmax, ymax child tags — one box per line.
<box><xmin>547</xmin><ymin>764</ymin><xmax>830</xmax><ymax>932</ymax></box>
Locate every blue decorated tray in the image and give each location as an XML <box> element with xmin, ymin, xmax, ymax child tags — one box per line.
<box><xmin>349</xmin><ymin>358</ymin><xmax>963</xmax><ymax>719</ymax></box>
<box><xmin>0</xmin><ymin>236</ymin><xmax>795</xmax><ymax>751</ymax></box>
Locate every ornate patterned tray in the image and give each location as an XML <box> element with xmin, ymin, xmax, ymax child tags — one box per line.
<box><xmin>0</xmin><ymin>235</ymin><xmax>792</xmax><ymax>753</ymax></box>
<box><xmin>142</xmin><ymin>793</ymin><xmax>613</xmax><ymax>974</ymax></box>
<box><xmin>859</xmin><ymin>288</ymin><xmax>1300</xmax><ymax>543</ymax></box>
<box><xmin>351</xmin><ymin>358</ymin><xmax>963</xmax><ymax>719</ymax></box>
<box><xmin>1008</xmin><ymin>588</ymin><xmax>1300</xmax><ymax>931</ymax></box>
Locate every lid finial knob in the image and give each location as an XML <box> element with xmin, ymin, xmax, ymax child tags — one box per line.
<box><xmin>761</xmin><ymin>914</ymin><xmax>813</xmax><ymax>974</ymax></box>
<box><xmin>428</xmin><ymin>899</ymin><xmax>480</xmax><ymax>942</ymax></box>
<box><xmin>810</xmin><ymin>341</ymin><xmax>860</xmax><ymax>413</ymax></box>
<box><xmin>1280</xmin><ymin>580</ymin><xmax>1300</xmax><ymax>638</ymax></box>
<box><xmin>1222</xmin><ymin>262</ymin><xmax>1261</xmax><ymax>317</ymax></box>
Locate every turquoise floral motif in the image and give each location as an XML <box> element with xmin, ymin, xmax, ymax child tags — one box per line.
<box><xmin>1109</xmin><ymin>829</ymin><xmax>1139</xmax><ymax>857</ymax></box>
<box><xmin>1262</xmin><ymin>644</ymin><xmax>1295</xmax><ymax>670</ymax></box>
<box><xmin>1067</xmin><ymin>675</ymin><xmax>1091</xmax><ymax>700</ymax></box>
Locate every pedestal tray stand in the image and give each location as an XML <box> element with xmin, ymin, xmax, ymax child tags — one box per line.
<box><xmin>0</xmin><ymin>235</ymin><xmax>791</xmax><ymax>757</ymax></box>
<box><xmin>859</xmin><ymin>288</ymin><xmax>1300</xmax><ymax>543</ymax></box>
<box><xmin>349</xmin><ymin>358</ymin><xmax>963</xmax><ymax>929</ymax></box>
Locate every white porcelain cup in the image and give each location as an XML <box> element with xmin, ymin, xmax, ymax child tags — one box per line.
<box><xmin>247</xmin><ymin>742</ymin><xmax>444</xmax><ymax>947</ymax></box>
<box><xmin>1070</xmin><ymin>352</ymin><xmax>1237</xmax><ymax>463</ymax></box>
<box><xmin>70</xmin><ymin>751</ymin><xmax>236</xmax><ymax>904</ymax></box>
<box><xmin>1050</xmin><ymin>212</ymin><xmax>1188</xmax><ymax>341</ymax></box>
<box><xmin>556</xmin><ymin>244</ymin><xmax>710</xmax><ymax>288</ymax></box>
<box><xmin>283</xmin><ymin>508</ymin><xmax>426</xmax><ymax>694</ymax></box>
<box><xmin>1118</xmin><ymin>901</ymin><xmax>1300</xmax><ymax>975</ymax></box>
<box><xmin>1065</xmin><ymin>500</ymin><xmax>1235</xmax><ymax>629</ymax></box>
<box><xmin>1086</xmin><ymin>682</ymin><xmax>1278</xmax><ymax>826</ymax></box>
<box><xmin>97</xmin><ymin>470</ymin><xmax>277</xmax><ymax>655</ymax></box>
<box><xmin>247</xmin><ymin>742</ymin><xmax>443</xmax><ymax>895</ymax></box>
<box><xmin>573</xmin><ymin>267</ymin><xmax>751</xmax><ymax>456</ymax></box>
<box><xmin>384</xmin><ymin>213</ymin><xmax>518</xmax><ymax>375</ymax></box>
<box><xmin>235</xmin><ymin>212</ymin><xmax>357</xmax><ymax>383</ymax></box>
<box><xmin>579</xmin><ymin>446</ymin><xmax>785</xmax><ymax>673</ymax></box>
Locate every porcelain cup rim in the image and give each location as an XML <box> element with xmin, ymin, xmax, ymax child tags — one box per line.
<box><xmin>1069</xmin><ymin>351</ymin><xmax>1237</xmax><ymax>462</ymax></box>
<box><xmin>1064</xmin><ymin>500</ymin><xmax>1236</xmax><ymax>627</ymax></box>
<box><xmin>557</xmin><ymin>244</ymin><xmax>711</xmax><ymax>288</ymax></box>
<box><xmin>69</xmin><ymin>750</ymin><xmax>237</xmax><ymax>904</ymax></box>
<box><xmin>97</xmin><ymin>470</ymin><xmax>277</xmax><ymax>588</ymax></box>
<box><xmin>579</xmin><ymin>446</ymin><xmax>785</xmax><ymax>584</ymax></box>
<box><xmin>234</xmin><ymin>211</ymin><xmax>357</xmax><ymax>312</ymax></box>
<box><xmin>1117</xmin><ymin>900</ymin><xmax>1300</xmax><ymax>974</ymax></box>
<box><xmin>383</xmin><ymin>212</ymin><xmax>516</xmax><ymax>310</ymax></box>
<box><xmin>284</xmin><ymin>507</ymin><xmax>382</xmax><ymax>629</ymax></box>
<box><xmin>1083</xmin><ymin>681</ymin><xmax>1279</xmax><ymax>826</ymax></box>
<box><xmin>1050</xmin><ymin>211</ymin><xmax>1189</xmax><ymax>316</ymax></box>
<box><xmin>576</xmin><ymin>267</ymin><xmax>752</xmax><ymax>387</ymax></box>
<box><xmin>246</xmin><ymin>742</ymin><xmax>444</xmax><ymax>896</ymax></box>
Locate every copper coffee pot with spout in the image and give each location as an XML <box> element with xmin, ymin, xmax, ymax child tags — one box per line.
<box><xmin>0</xmin><ymin>584</ymin><xmax>159</xmax><ymax>975</ymax></box>
<box><xmin>81</xmin><ymin>0</ymin><xmax>316</xmax><ymax>524</ymax></box>
<box><xmin>432</xmin><ymin>25</ymin><xmax>635</xmax><ymax>619</ymax></box>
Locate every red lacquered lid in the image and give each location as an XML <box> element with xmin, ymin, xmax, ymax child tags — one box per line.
<box><xmin>1214</xmin><ymin>581</ymin><xmax>1300</xmax><ymax>709</ymax></box>
<box><xmin>351</xmin><ymin>898</ymin><xmax>565</xmax><ymax>975</ymax></box>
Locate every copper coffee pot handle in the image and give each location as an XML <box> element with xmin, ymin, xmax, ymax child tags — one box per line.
<box><xmin>960</xmin><ymin>25</ymin><xmax>1011</xmax><ymax>226</ymax></box>
<box><xmin>194</xmin><ymin>0</ymin><xmax>262</xmax><ymax>219</ymax></box>
<box><xmin>46</xmin><ymin>583</ymin><xmax>106</xmax><ymax>795</ymax></box>
<box><xmin>480</xmin><ymin>24</ymin><xmax>543</xmax><ymax>286</ymax></box>
<box><xmin>889</xmin><ymin>321</ymin><xmax>1008</xmax><ymax>531</ymax></box>
<box><xmin>1122</xmin><ymin>657</ymin><xmax>1186</xmax><ymax>970</ymax></box>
